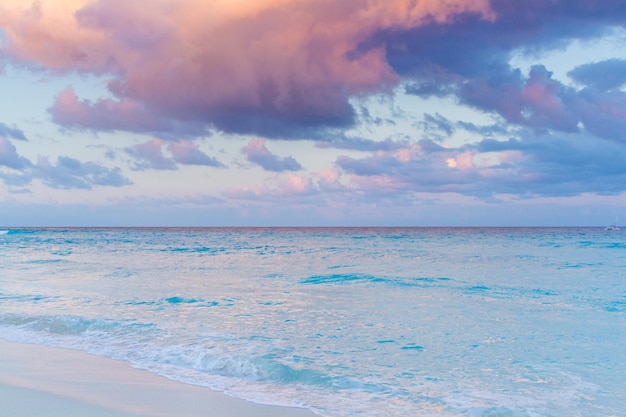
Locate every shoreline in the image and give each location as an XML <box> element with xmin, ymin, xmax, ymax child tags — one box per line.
<box><xmin>0</xmin><ymin>339</ymin><xmax>319</xmax><ymax>417</ymax></box>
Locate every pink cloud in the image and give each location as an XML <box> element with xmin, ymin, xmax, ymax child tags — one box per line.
<box><xmin>49</xmin><ymin>87</ymin><xmax>206</xmax><ymax>137</ymax></box>
<box><xmin>224</xmin><ymin>172</ymin><xmax>315</xmax><ymax>200</ymax></box>
<box><xmin>519</xmin><ymin>67</ymin><xmax>576</xmax><ymax>131</ymax></box>
<box><xmin>50</xmin><ymin>88</ymin><xmax>154</xmax><ymax>131</ymax></box>
<box><xmin>446</xmin><ymin>151</ymin><xmax>475</xmax><ymax>171</ymax></box>
<box><xmin>1</xmin><ymin>0</ymin><xmax>494</xmax><ymax>136</ymax></box>
<box><xmin>316</xmin><ymin>167</ymin><xmax>345</xmax><ymax>192</ymax></box>
<box><xmin>275</xmin><ymin>173</ymin><xmax>313</xmax><ymax>195</ymax></box>
<box><xmin>223</xmin><ymin>183</ymin><xmax>271</xmax><ymax>199</ymax></box>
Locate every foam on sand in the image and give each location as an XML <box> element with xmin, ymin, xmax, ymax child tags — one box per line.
<box><xmin>0</xmin><ymin>339</ymin><xmax>319</xmax><ymax>417</ymax></box>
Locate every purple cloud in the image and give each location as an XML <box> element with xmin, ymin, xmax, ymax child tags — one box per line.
<box><xmin>0</xmin><ymin>123</ymin><xmax>28</xmax><ymax>141</ymax></box>
<box><xmin>167</xmin><ymin>141</ymin><xmax>225</xmax><ymax>168</ymax></box>
<box><xmin>35</xmin><ymin>156</ymin><xmax>132</xmax><ymax>189</ymax></box>
<box><xmin>241</xmin><ymin>139</ymin><xmax>302</xmax><ymax>172</ymax></box>
<box><xmin>126</xmin><ymin>139</ymin><xmax>177</xmax><ymax>171</ymax></box>
<box><xmin>4</xmin><ymin>0</ymin><xmax>626</xmax><ymax>209</ymax></box>
<box><xmin>315</xmin><ymin>136</ymin><xmax>408</xmax><ymax>152</ymax></box>
<box><xmin>336</xmin><ymin>154</ymin><xmax>404</xmax><ymax>177</ymax></box>
<box><xmin>417</xmin><ymin>64</ymin><xmax>626</xmax><ymax>144</ymax></box>
<box><xmin>456</xmin><ymin>121</ymin><xmax>509</xmax><ymax>137</ymax></box>
<box><xmin>125</xmin><ymin>138</ymin><xmax>226</xmax><ymax>171</ymax></box>
<box><xmin>0</xmin><ymin>0</ymin><xmax>492</xmax><ymax>140</ymax></box>
<box><xmin>49</xmin><ymin>88</ymin><xmax>207</xmax><ymax>139</ymax></box>
<box><xmin>1</xmin><ymin>137</ymin><xmax>132</xmax><ymax>190</ymax></box>
<box><xmin>5</xmin><ymin>0</ymin><xmax>626</xmax><ymax>143</ymax></box>
<box><xmin>0</xmin><ymin>137</ymin><xmax>32</xmax><ymax>170</ymax></box>
<box><xmin>333</xmin><ymin>128</ymin><xmax>626</xmax><ymax>199</ymax></box>
<box><xmin>378</xmin><ymin>1</ymin><xmax>626</xmax><ymax>143</ymax></box>
<box><xmin>568</xmin><ymin>59</ymin><xmax>626</xmax><ymax>91</ymax></box>
<box><xmin>419</xmin><ymin>113</ymin><xmax>455</xmax><ymax>140</ymax></box>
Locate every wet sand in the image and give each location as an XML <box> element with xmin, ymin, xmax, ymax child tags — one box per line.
<box><xmin>0</xmin><ymin>339</ymin><xmax>319</xmax><ymax>417</ymax></box>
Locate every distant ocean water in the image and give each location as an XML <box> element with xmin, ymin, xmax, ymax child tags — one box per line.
<box><xmin>0</xmin><ymin>227</ymin><xmax>624</xmax><ymax>417</ymax></box>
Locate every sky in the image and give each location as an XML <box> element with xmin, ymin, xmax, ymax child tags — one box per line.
<box><xmin>2</xmin><ymin>0</ymin><xmax>626</xmax><ymax>226</ymax></box>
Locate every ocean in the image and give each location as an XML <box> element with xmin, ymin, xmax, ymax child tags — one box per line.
<box><xmin>0</xmin><ymin>227</ymin><xmax>624</xmax><ymax>417</ymax></box>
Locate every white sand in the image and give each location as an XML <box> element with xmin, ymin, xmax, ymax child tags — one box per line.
<box><xmin>0</xmin><ymin>339</ymin><xmax>319</xmax><ymax>417</ymax></box>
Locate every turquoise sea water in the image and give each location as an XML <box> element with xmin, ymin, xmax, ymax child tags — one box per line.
<box><xmin>0</xmin><ymin>227</ymin><xmax>624</xmax><ymax>417</ymax></box>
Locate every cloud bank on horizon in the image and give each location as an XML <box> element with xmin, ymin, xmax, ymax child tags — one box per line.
<box><xmin>1</xmin><ymin>0</ymin><xmax>626</xmax><ymax>225</ymax></box>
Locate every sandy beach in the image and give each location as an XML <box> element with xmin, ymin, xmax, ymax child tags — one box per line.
<box><xmin>0</xmin><ymin>339</ymin><xmax>319</xmax><ymax>417</ymax></box>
